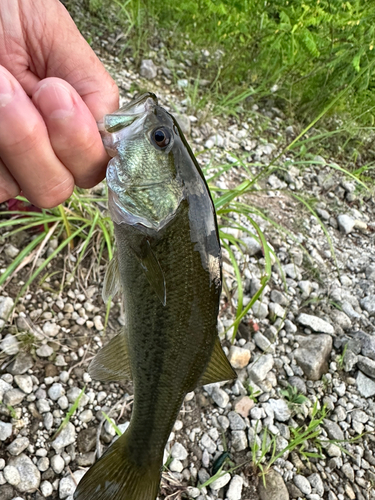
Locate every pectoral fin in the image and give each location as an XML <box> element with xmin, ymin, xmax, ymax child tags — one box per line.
<box><xmin>133</xmin><ymin>240</ymin><xmax>166</xmax><ymax>306</ymax></box>
<box><xmin>102</xmin><ymin>254</ymin><xmax>121</xmax><ymax>302</ymax></box>
<box><xmin>198</xmin><ymin>337</ymin><xmax>237</xmax><ymax>386</ymax></box>
<box><xmin>89</xmin><ymin>332</ymin><xmax>132</xmax><ymax>382</ymax></box>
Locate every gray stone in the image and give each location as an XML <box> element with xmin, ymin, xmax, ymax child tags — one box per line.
<box><xmin>35</xmin><ymin>345</ymin><xmax>54</xmax><ymax>358</ymax></box>
<box><xmin>51</xmin><ymin>422</ymin><xmax>76</xmax><ymax>452</ymax></box>
<box><xmin>358</xmin><ymin>355</ymin><xmax>375</xmax><ymax>379</ymax></box>
<box><xmin>226</xmin><ymin>475</ymin><xmax>243</xmax><ymax>500</ymax></box>
<box><xmin>251</xmin><ymin>301</ymin><xmax>269</xmax><ymax>319</ymax></box>
<box><xmin>169</xmin><ymin>458</ymin><xmax>183</xmax><ymax>473</ymax></box>
<box><xmin>211</xmin><ymin>387</ymin><xmax>229</xmax><ymax>408</ymax></box>
<box><xmin>7</xmin><ymin>437</ymin><xmax>29</xmax><ymax>456</ymax></box>
<box><xmin>36</xmin><ymin>399</ymin><xmax>50</xmax><ymax>413</ymax></box>
<box><xmin>170</xmin><ymin>442</ymin><xmax>188</xmax><ymax>460</ymax></box>
<box><xmin>269</xmin><ymin>302</ymin><xmax>286</xmax><ymax>319</ymax></box>
<box><xmin>14</xmin><ymin>375</ymin><xmax>33</xmax><ymax>394</ymax></box>
<box><xmin>268</xmin><ymin>399</ymin><xmax>291</xmax><ymax>422</ymax></box>
<box><xmin>308</xmin><ymin>473</ymin><xmax>324</xmax><ymax>496</ymax></box>
<box><xmin>139</xmin><ymin>59</ymin><xmax>157</xmax><ymax>79</ymax></box>
<box><xmin>7</xmin><ymin>352</ymin><xmax>34</xmax><ymax>375</ymax></box>
<box><xmin>355</xmin><ymin>331</ymin><xmax>375</xmax><ymax>360</ymax></box>
<box><xmin>3</xmin><ymin>389</ymin><xmax>25</xmax><ymax>406</ymax></box>
<box><xmin>288</xmin><ymin>376</ymin><xmax>306</xmax><ymax>395</ymax></box>
<box><xmin>270</xmin><ymin>290</ymin><xmax>289</xmax><ymax>306</ymax></box>
<box><xmin>8</xmin><ymin>454</ymin><xmax>40</xmax><ymax>492</ymax></box>
<box><xmin>293</xmin><ymin>474</ymin><xmax>311</xmax><ymax>495</ymax></box>
<box><xmin>0</xmin><ymin>296</ymin><xmax>14</xmax><ymax>320</ymax></box>
<box><xmin>341</xmin><ymin>462</ymin><xmax>354</xmax><ymax>481</ymax></box>
<box><xmin>298</xmin><ymin>280</ymin><xmax>313</xmax><ymax>298</ymax></box>
<box><xmin>40</xmin><ymin>480</ymin><xmax>53</xmax><ymax>497</ymax></box>
<box><xmin>228</xmin><ymin>411</ymin><xmax>246</xmax><ymax>430</ymax></box>
<box><xmin>323</xmin><ymin>419</ymin><xmax>344</xmax><ymax>441</ymax></box>
<box><xmin>231</xmin><ymin>430</ymin><xmax>247</xmax><ymax>451</ymax></box>
<box><xmin>253</xmin><ymin>332</ymin><xmax>275</xmax><ymax>353</ymax></box>
<box><xmin>258</xmin><ymin>468</ymin><xmax>289</xmax><ymax>500</ymax></box>
<box><xmin>248</xmin><ymin>354</ymin><xmax>274</xmax><ymax>383</ymax></box>
<box><xmin>343</xmin><ymin>349</ymin><xmax>358</xmax><ymax>372</ymax></box>
<box><xmin>330</xmin><ymin>309</ymin><xmax>351</xmax><ymax>330</ymax></box>
<box><xmin>209</xmin><ymin>472</ymin><xmax>231</xmax><ymax>490</ymax></box>
<box><xmin>297</xmin><ymin>313</ymin><xmax>334</xmax><ymax>334</ymax></box>
<box><xmin>51</xmin><ymin>455</ymin><xmax>65</xmax><ymax>474</ymax></box>
<box><xmin>357</xmin><ymin>370</ymin><xmax>375</xmax><ymax>398</ymax></box>
<box><xmin>283</xmin><ymin>263</ymin><xmax>301</xmax><ymax>280</ymax></box>
<box><xmin>242</xmin><ymin>237</ymin><xmax>262</xmax><ymax>256</ymax></box>
<box><xmin>294</xmin><ymin>334</ymin><xmax>332</xmax><ymax>380</ymax></box>
<box><xmin>3</xmin><ymin>466</ymin><xmax>20</xmax><ymax>486</ymax></box>
<box><xmin>48</xmin><ymin>383</ymin><xmax>65</xmax><ymax>401</ymax></box>
<box><xmin>360</xmin><ymin>296</ymin><xmax>375</xmax><ymax>315</ymax></box>
<box><xmin>59</xmin><ymin>469</ymin><xmax>86</xmax><ymax>498</ymax></box>
<box><xmin>0</xmin><ymin>421</ymin><xmax>12</xmax><ymax>441</ymax></box>
<box><xmin>42</xmin><ymin>321</ymin><xmax>60</xmax><ymax>337</ymax></box>
<box><xmin>337</xmin><ymin>214</ymin><xmax>355</xmax><ymax>234</ymax></box>
<box><xmin>0</xmin><ymin>335</ymin><xmax>19</xmax><ymax>356</ymax></box>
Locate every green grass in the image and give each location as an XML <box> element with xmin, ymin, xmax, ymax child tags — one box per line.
<box><xmin>53</xmin><ymin>386</ymin><xmax>86</xmax><ymax>439</ymax></box>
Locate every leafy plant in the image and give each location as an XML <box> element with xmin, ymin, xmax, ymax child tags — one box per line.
<box><xmin>280</xmin><ymin>384</ymin><xmax>309</xmax><ymax>406</ymax></box>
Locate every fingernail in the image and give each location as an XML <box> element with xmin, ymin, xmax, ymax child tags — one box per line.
<box><xmin>34</xmin><ymin>82</ymin><xmax>75</xmax><ymax>119</ymax></box>
<box><xmin>0</xmin><ymin>68</ymin><xmax>15</xmax><ymax>107</ymax></box>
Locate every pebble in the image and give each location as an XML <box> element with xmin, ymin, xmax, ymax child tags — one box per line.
<box><xmin>14</xmin><ymin>375</ymin><xmax>33</xmax><ymax>394</ymax></box>
<box><xmin>228</xmin><ymin>411</ymin><xmax>246</xmax><ymax>430</ymax></box>
<box><xmin>51</xmin><ymin>423</ymin><xmax>76</xmax><ymax>453</ymax></box>
<box><xmin>51</xmin><ymin>455</ymin><xmax>65</xmax><ymax>474</ymax></box>
<box><xmin>248</xmin><ymin>354</ymin><xmax>274</xmax><ymax>383</ymax></box>
<box><xmin>268</xmin><ymin>398</ymin><xmax>291</xmax><ymax>422</ymax></box>
<box><xmin>228</xmin><ymin>346</ymin><xmax>250</xmax><ymax>369</ymax></box>
<box><xmin>59</xmin><ymin>469</ymin><xmax>86</xmax><ymax>498</ymax></box>
<box><xmin>7</xmin><ymin>437</ymin><xmax>29</xmax><ymax>456</ymax></box>
<box><xmin>140</xmin><ymin>59</ymin><xmax>157</xmax><ymax>79</ymax></box>
<box><xmin>231</xmin><ymin>430</ymin><xmax>247</xmax><ymax>451</ymax></box>
<box><xmin>233</xmin><ymin>395</ymin><xmax>254</xmax><ymax>417</ymax></box>
<box><xmin>7</xmin><ymin>454</ymin><xmax>40</xmax><ymax>492</ymax></box>
<box><xmin>258</xmin><ymin>468</ymin><xmax>289</xmax><ymax>500</ymax></box>
<box><xmin>294</xmin><ymin>474</ymin><xmax>312</xmax><ymax>494</ymax></box>
<box><xmin>3</xmin><ymin>466</ymin><xmax>20</xmax><ymax>486</ymax></box>
<box><xmin>3</xmin><ymin>389</ymin><xmax>25</xmax><ymax>406</ymax></box>
<box><xmin>42</xmin><ymin>321</ymin><xmax>60</xmax><ymax>337</ymax></box>
<box><xmin>0</xmin><ymin>422</ymin><xmax>12</xmax><ymax>441</ymax></box>
<box><xmin>226</xmin><ymin>475</ymin><xmax>243</xmax><ymax>500</ymax></box>
<box><xmin>170</xmin><ymin>442</ymin><xmax>188</xmax><ymax>460</ymax></box>
<box><xmin>253</xmin><ymin>332</ymin><xmax>275</xmax><ymax>353</ymax></box>
<box><xmin>35</xmin><ymin>345</ymin><xmax>54</xmax><ymax>358</ymax></box>
<box><xmin>211</xmin><ymin>386</ymin><xmax>229</xmax><ymax>408</ymax></box>
<box><xmin>356</xmin><ymin>370</ymin><xmax>375</xmax><ymax>398</ymax></box>
<box><xmin>294</xmin><ymin>334</ymin><xmax>332</xmax><ymax>380</ymax></box>
<box><xmin>0</xmin><ymin>296</ymin><xmax>14</xmax><ymax>320</ymax></box>
<box><xmin>297</xmin><ymin>313</ymin><xmax>334</xmax><ymax>334</ymax></box>
<box><xmin>40</xmin><ymin>480</ymin><xmax>53</xmax><ymax>497</ymax></box>
<box><xmin>209</xmin><ymin>472</ymin><xmax>231</xmax><ymax>490</ymax></box>
<box><xmin>337</xmin><ymin>214</ymin><xmax>355</xmax><ymax>234</ymax></box>
<box><xmin>48</xmin><ymin>383</ymin><xmax>65</xmax><ymax>400</ymax></box>
<box><xmin>0</xmin><ymin>335</ymin><xmax>19</xmax><ymax>356</ymax></box>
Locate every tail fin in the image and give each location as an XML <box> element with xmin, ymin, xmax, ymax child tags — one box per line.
<box><xmin>74</xmin><ymin>432</ymin><xmax>161</xmax><ymax>500</ymax></box>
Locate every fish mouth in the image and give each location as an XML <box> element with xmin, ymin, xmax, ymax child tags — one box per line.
<box><xmin>98</xmin><ymin>93</ymin><xmax>158</xmax><ymax>134</ymax></box>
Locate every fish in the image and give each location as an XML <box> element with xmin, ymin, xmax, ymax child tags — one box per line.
<box><xmin>74</xmin><ymin>92</ymin><xmax>237</xmax><ymax>500</ymax></box>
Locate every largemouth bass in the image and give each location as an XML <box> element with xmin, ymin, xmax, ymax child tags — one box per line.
<box><xmin>74</xmin><ymin>92</ymin><xmax>237</xmax><ymax>500</ymax></box>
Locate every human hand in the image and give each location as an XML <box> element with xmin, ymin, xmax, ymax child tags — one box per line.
<box><xmin>0</xmin><ymin>0</ymin><xmax>119</xmax><ymax>208</ymax></box>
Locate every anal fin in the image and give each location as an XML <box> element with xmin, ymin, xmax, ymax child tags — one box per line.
<box><xmin>89</xmin><ymin>331</ymin><xmax>132</xmax><ymax>382</ymax></box>
<box><xmin>198</xmin><ymin>337</ymin><xmax>237</xmax><ymax>386</ymax></box>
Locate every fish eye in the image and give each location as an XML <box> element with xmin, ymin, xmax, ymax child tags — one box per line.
<box><xmin>152</xmin><ymin>127</ymin><xmax>171</xmax><ymax>149</ymax></box>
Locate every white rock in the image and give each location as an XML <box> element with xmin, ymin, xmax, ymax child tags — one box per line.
<box><xmin>36</xmin><ymin>344</ymin><xmax>54</xmax><ymax>357</ymax></box>
<box><xmin>337</xmin><ymin>214</ymin><xmax>355</xmax><ymax>234</ymax></box>
<box><xmin>41</xmin><ymin>479</ymin><xmax>54</xmax><ymax>497</ymax></box>
<box><xmin>170</xmin><ymin>442</ymin><xmax>188</xmax><ymax>460</ymax></box>
<box><xmin>140</xmin><ymin>59</ymin><xmax>157</xmax><ymax>79</ymax></box>
<box><xmin>42</xmin><ymin>321</ymin><xmax>60</xmax><ymax>337</ymax></box>
<box><xmin>169</xmin><ymin>458</ymin><xmax>183</xmax><ymax>472</ymax></box>
<box><xmin>59</xmin><ymin>469</ymin><xmax>86</xmax><ymax>498</ymax></box>
<box><xmin>294</xmin><ymin>474</ymin><xmax>312</xmax><ymax>495</ymax></box>
<box><xmin>297</xmin><ymin>313</ymin><xmax>334</xmax><ymax>334</ymax></box>
<box><xmin>14</xmin><ymin>374</ymin><xmax>33</xmax><ymax>394</ymax></box>
<box><xmin>51</xmin><ymin>423</ymin><xmax>76</xmax><ymax>453</ymax></box>
<box><xmin>268</xmin><ymin>399</ymin><xmax>291</xmax><ymax>422</ymax></box>
<box><xmin>209</xmin><ymin>472</ymin><xmax>231</xmax><ymax>490</ymax></box>
<box><xmin>8</xmin><ymin>453</ymin><xmax>40</xmax><ymax>492</ymax></box>
<box><xmin>7</xmin><ymin>437</ymin><xmax>30</xmax><ymax>456</ymax></box>
<box><xmin>0</xmin><ymin>421</ymin><xmax>12</xmax><ymax>441</ymax></box>
<box><xmin>248</xmin><ymin>354</ymin><xmax>274</xmax><ymax>383</ymax></box>
<box><xmin>227</xmin><ymin>475</ymin><xmax>243</xmax><ymax>500</ymax></box>
<box><xmin>48</xmin><ymin>383</ymin><xmax>65</xmax><ymax>401</ymax></box>
<box><xmin>0</xmin><ymin>296</ymin><xmax>14</xmax><ymax>319</ymax></box>
<box><xmin>0</xmin><ymin>334</ymin><xmax>19</xmax><ymax>355</ymax></box>
<box><xmin>3</xmin><ymin>465</ymin><xmax>21</xmax><ymax>486</ymax></box>
<box><xmin>211</xmin><ymin>386</ymin><xmax>229</xmax><ymax>408</ymax></box>
<box><xmin>93</xmin><ymin>316</ymin><xmax>104</xmax><ymax>331</ymax></box>
<box><xmin>51</xmin><ymin>455</ymin><xmax>65</xmax><ymax>474</ymax></box>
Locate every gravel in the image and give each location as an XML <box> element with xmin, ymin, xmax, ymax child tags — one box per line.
<box><xmin>0</xmin><ymin>29</ymin><xmax>374</xmax><ymax>500</ymax></box>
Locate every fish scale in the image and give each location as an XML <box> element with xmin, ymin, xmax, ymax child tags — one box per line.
<box><xmin>74</xmin><ymin>93</ymin><xmax>236</xmax><ymax>500</ymax></box>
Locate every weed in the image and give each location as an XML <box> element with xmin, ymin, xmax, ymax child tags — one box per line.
<box><xmin>101</xmin><ymin>410</ymin><xmax>123</xmax><ymax>437</ymax></box>
<box><xmin>245</xmin><ymin>383</ymin><xmax>261</xmax><ymax>403</ymax></box>
<box><xmin>337</xmin><ymin>343</ymin><xmax>348</xmax><ymax>370</ymax></box>
<box><xmin>0</xmin><ymin>401</ymin><xmax>17</xmax><ymax>419</ymax></box>
<box><xmin>280</xmin><ymin>385</ymin><xmax>309</xmax><ymax>406</ymax></box>
<box><xmin>53</xmin><ymin>386</ymin><xmax>86</xmax><ymax>439</ymax></box>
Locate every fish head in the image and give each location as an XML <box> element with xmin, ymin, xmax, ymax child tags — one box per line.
<box><xmin>99</xmin><ymin>93</ymin><xmax>184</xmax><ymax>231</ymax></box>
